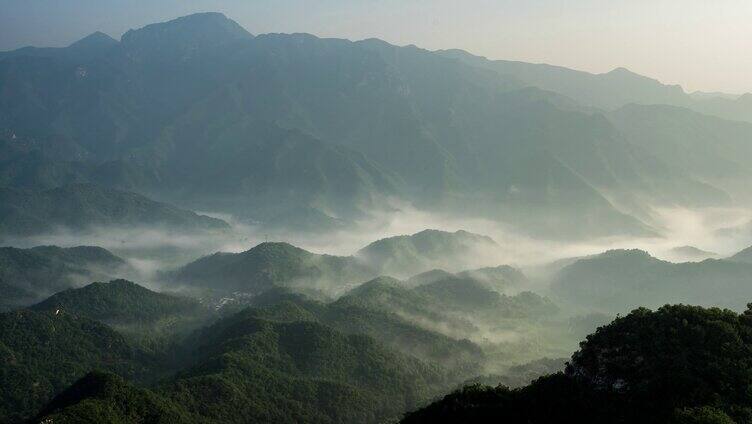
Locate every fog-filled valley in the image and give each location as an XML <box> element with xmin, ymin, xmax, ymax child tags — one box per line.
<box><xmin>3</xmin><ymin>10</ymin><xmax>752</xmax><ymax>424</ymax></box>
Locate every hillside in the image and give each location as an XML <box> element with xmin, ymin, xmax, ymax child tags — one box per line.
<box><xmin>416</xmin><ymin>277</ymin><xmax>557</xmax><ymax>318</ymax></box>
<box><xmin>245</xmin><ymin>286</ymin><xmax>484</xmax><ymax>376</ymax></box>
<box><xmin>33</xmin><ymin>310</ymin><xmax>451</xmax><ymax>423</ymax></box>
<box><xmin>31</xmin><ymin>279</ymin><xmax>214</xmax><ymax>336</ymax></box>
<box><xmin>339</xmin><ymin>275</ymin><xmax>557</xmax><ymax>324</ymax></box>
<box><xmin>168</xmin><ymin>312</ymin><xmax>450</xmax><ymax>423</ymax></box>
<box><xmin>356</xmin><ymin>230</ymin><xmax>500</xmax><ymax>277</ymax></box>
<box><xmin>729</xmin><ymin>246</ymin><xmax>752</xmax><ymax>263</ymax></box>
<box><xmin>0</xmin><ymin>310</ymin><xmax>148</xmax><ymax>423</ymax></box>
<box><xmin>438</xmin><ymin>48</ymin><xmax>752</xmax><ymax>124</ymax></box>
<box><xmin>171</xmin><ymin>242</ymin><xmax>375</xmax><ymax>296</ymax></box>
<box><xmin>403</xmin><ymin>304</ymin><xmax>752</xmax><ymax>423</ymax></box>
<box><xmin>0</xmin><ymin>184</ymin><xmax>229</xmax><ymax>238</ymax></box>
<box><xmin>0</xmin><ymin>245</ymin><xmax>128</xmax><ymax>309</ymax></box>
<box><xmin>35</xmin><ymin>371</ymin><xmax>202</xmax><ymax>424</ymax></box>
<box><xmin>335</xmin><ymin>275</ymin><xmax>565</xmax><ymax>366</ymax></box>
<box><xmin>668</xmin><ymin>245</ymin><xmax>720</xmax><ymax>261</ymax></box>
<box><xmin>552</xmin><ymin>249</ymin><xmax>752</xmax><ymax>313</ymax></box>
<box><xmin>457</xmin><ymin>265</ymin><xmax>529</xmax><ymax>294</ymax></box>
<box><xmin>609</xmin><ymin>104</ymin><xmax>752</xmax><ymax>204</ymax></box>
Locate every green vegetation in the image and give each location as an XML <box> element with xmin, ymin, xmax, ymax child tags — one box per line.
<box><xmin>5</xmin><ymin>279</ymin><xmax>490</xmax><ymax>423</ymax></box>
<box><xmin>31</xmin><ymin>279</ymin><xmax>215</xmax><ymax>339</ymax></box>
<box><xmin>36</xmin><ymin>371</ymin><xmax>202</xmax><ymax>424</ymax></box>
<box><xmin>403</xmin><ymin>304</ymin><xmax>752</xmax><ymax>423</ymax></box>
<box><xmin>416</xmin><ymin>277</ymin><xmax>557</xmax><ymax>318</ymax></box>
<box><xmin>337</xmin><ymin>275</ymin><xmax>558</xmax><ymax>334</ymax></box>
<box><xmin>0</xmin><ymin>310</ymin><xmax>148</xmax><ymax>423</ymax></box>
<box><xmin>162</xmin><ymin>314</ymin><xmax>450</xmax><ymax>423</ymax></box>
<box><xmin>171</xmin><ymin>242</ymin><xmax>375</xmax><ymax>296</ymax></box>
<box><xmin>247</xmin><ymin>286</ymin><xmax>485</xmax><ymax>377</ymax></box>
<box><xmin>28</xmin><ymin>297</ymin><xmax>460</xmax><ymax>424</ymax></box>
<box><xmin>335</xmin><ymin>276</ymin><xmax>568</xmax><ymax>372</ymax></box>
<box><xmin>0</xmin><ymin>184</ymin><xmax>229</xmax><ymax>238</ymax></box>
<box><xmin>356</xmin><ymin>230</ymin><xmax>500</xmax><ymax>277</ymax></box>
<box><xmin>0</xmin><ymin>245</ymin><xmax>128</xmax><ymax>309</ymax></box>
<box><xmin>5</xmin><ymin>10</ymin><xmax>752</xmax><ymax>424</ymax></box>
<box><xmin>0</xmin><ymin>279</ymin><xmax>36</xmax><ymax>311</ymax></box>
<box><xmin>457</xmin><ymin>265</ymin><xmax>529</xmax><ymax>294</ymax></box>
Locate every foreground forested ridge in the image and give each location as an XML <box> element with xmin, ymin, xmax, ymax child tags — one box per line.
<box><xmin>13</xmin><ymin>295</ymin><xmax>752</xmax><ymax>423</ymax></box>
<box><xmin>403</xmin><ymin>304</ymin><xmax>752</xmax><ymax>423</ymax></box>
<box><xmin>9</xmin><ymin>238</ymin><xmax>752</xmax><ymax>422</ymax></box>
<box><xmin>0</xmin><ymin>271</ymin><xmax>568</xmax><ymax>423</ymax></box>
<box><xmin>0</xmin><ymin>279</ymin><xmax>457</xmax><ymax>423</ymax></box>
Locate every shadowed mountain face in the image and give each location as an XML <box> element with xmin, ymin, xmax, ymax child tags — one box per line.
<box><xmin>3</xmin><ymin>278</ymin><xmax>488</xmax><ymax>424</ymax></box>
<box><xmin>437</xmin><ymin>48</ymin><xmax>752</xmax><ymax>124</ymax></box>
<box><xmin>170</xmin><ymin>242</ymin><xmax>376</xmax><ymax>296</ymax></box>
<box><xmin>30</xmin><ymin>279</ymin><xmax>215</xmax><ymax>336</ymax></box>
<box><xmin>336</xmin><ymin>275</ymin><xmax>559</xmax><ymax>349</ymax></box>
<box><xmin>437</xmin><ymin>49</ymin><xmax>690</xmax><ymax>110</ymax></box>
<box><xmin>0</xmin><ymin>309</ymin><xmax>148</xmax><ymax>423</ymax></box>
<box><xmin>729</xmin><ymin>246</ymin><xmax>752</xmax><ymax>264</ymax></box>
<box><xmin>33</xmin><ymin>315</ymin><xmax>450</xmax><ymax>424</ymax></box>
<box><xmin>0</xmin><ymin>183</ymin><xmax>229</xmax><ymax>239</ymax></box>
<box><xmin>170</xmin><ymin>230</ymin><xmax>506</xmax><ymax>296</ymax></box>
<box><xmin>608</xmin><ymin>104</ymin><xmax>752</xmax><ymax>204</ymax></box>
<box><xmin>34</xmin><ymin>371</ymin><xmax>201</xmax><ymax>424</ymax></box>
<box><xmin>0</xmin><ymin>245</ymin><xmax>129</xmax><ymax>310</ymax></box>
<box><xmin>402</xmin><ymin>305</ymin><xmax>752</xmax><ymax>424</ymax></box>
<box><xmin>28</xmin><ymin>294</ymin><xmax>456</xmax><ymax>424</ymax></box>
<box><xmin>552</xmin><ymin>249</ymin><xmax>752</xmax><ymax>313</ymax></box>
<box><xmin>7</xmin><ymin>13</ymin><xmax>752</xmax><ymax>237</ymax></box>
<box><xmin>356</xmin><ymin>229</ymin><xmax>500</xmax><ymax>277</ymax></box>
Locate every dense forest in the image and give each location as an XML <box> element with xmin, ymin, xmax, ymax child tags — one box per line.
<box><xmin>3</xmin><ymin>8</ymin><xmax>752</xmax><ymax>424</ymax></box>
<box><xmin>403</xmin><ymin>304</ymin><xmax>752</xmax><ymax>423</ymax></box>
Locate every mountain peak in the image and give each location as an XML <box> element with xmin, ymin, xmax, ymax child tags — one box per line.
<box><xmin>245</xmin><ymin>241</ymin><xmax>305</xmax><ymax>254</ymax></box>
<box><xmin>121</xmin><ymin>12</ymin><xmax>252</xmax><ymax>53</ymax></box>
<box><xmin>68</xmin><ymin>31</ymin><xmax>118</xmax><ymax>50</ymax></box>
<box><xmin>606</xmin><ymin>67</ymin><xmax>640</xmax><ymax>77</ymax></box>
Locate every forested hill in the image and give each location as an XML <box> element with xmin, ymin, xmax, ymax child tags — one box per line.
<box><xmin>0</xmin><ymin>245</ymin><xmax>129</xmax><ymax>311</ymax></box>
<box><xmin>0</xmin><ymin>184</ymin><xmax>229</xmax><ymax>238</ymax></box>
<box><xmin>402</xmin><ymin>304</ymin><xmax>752</xmax><ymax>423</ymax></box>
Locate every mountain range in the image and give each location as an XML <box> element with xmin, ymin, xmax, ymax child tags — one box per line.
<box><xmin>4</xmin><ymin>13</ymin><xmax>752</xmax><ymax>238</ymax></box>
<box><xmin>439</xmin><ymin>48</ymin><xmax>752</xmax><ymax>122</ymax></box>
<box><xmin>552</xmin><ymin>248</ymin><xmax>752</xmax><ymax>313</ymax></box>
<box><xmin>168</xmin><ymin>229</ymin><xmax>508</xmax><ymax>296</ymax></box>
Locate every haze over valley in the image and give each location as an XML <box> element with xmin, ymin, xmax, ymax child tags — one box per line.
<box><xmin>2</xmin><ymin>8</ymin><xmax>752</xmax><ymax>424</ymax></box>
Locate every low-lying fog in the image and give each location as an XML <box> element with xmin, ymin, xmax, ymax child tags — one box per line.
<box><xmin>6</xmin><ymin>202</ymin><xmax>752</xmax><ymax>289</ymax></box>
<box><xmin>7</xmin><ymin>203</ymin><xmax>752</xmax><ymax>376</ymax></box>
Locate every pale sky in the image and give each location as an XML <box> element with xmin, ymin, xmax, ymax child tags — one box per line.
<box><xmin>1</xmin><ymin>0</ymin><xmax>750</xmax><ymax>93</ymax></box>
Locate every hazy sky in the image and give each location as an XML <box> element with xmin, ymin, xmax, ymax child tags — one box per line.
<box><xmin>2</xmin><ymin>0</ymin><xmax>751</xmax><ymax>93</ymax></box>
